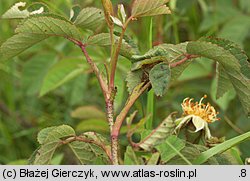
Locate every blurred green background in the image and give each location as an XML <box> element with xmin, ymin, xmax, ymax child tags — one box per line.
<box><xmin>0</xmin><ymin>0</ymin><xmax>249</xmax><ymax>164</ymax></box>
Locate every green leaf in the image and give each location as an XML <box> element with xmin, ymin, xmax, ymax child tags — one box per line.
<box><xmin>166</xmin><ymin>42</ymin><xmax>194</xmax><ymax>81</ymax></box>
<box><xmin>156</xmin><ymin>135</ymin><xmax>186</xmax><ymax>163</ymax></box>
<box><xmin>167</xmin><ymin>144</ymin><xmax>202</xmax><ymax>165</ymax></box>
<box><xmin>130</xmin><ymin>43</ymin><xmax>189</xmax><ymax>82</ymax></box>
<box><xmin>211</xmin><ymin>73</ymin><xmax>236</xmax><ymax>111</ymax></box>
<box><xmin>200</xmin><ymin>37</ymin><xmax>250</xmax><ymax>79</ymax></box>
<box><xmin>2</xmin><ymin>2</ymin><xmax>46</xmax><ymax>19</ymax></box>
<box><xmin>76</xmin><ymin>119</ymin><xmax>109</xmax><ymax>133</ymax></box>
<box><xmin>228</xmin><ymin>147</ymin><xmax>244</xmax><ymax>165</ymax></box>
<box><xmin>37</xmin><ymin>126</ymin><xmax>57</xmax><ymax>145</ymax></box>
<box><xmin>34</xmin><ymin>125</ymin><xmax>75</xmax><ymax>164</ymax></box>
<box><xmin>149</xmin><ymin>63</ymin><xmax>171</xmax><ymax>96</ymax></box>
<box><xmin>87</xmin><ymin>33</ymin><xmax>139</xmax><ymax>59</ymax></box>
<box><xmin>34</xmin><ymin>141</ymin><xmax>61</xmax><ymax>165</ymax></box>
<box><xmin>71</xmin><ymin>106</ymin><xmax>106</xmax><ymax>120</ymax></box>
<box><xmin>40</xmin><ymin>58</ymin><xmax>88</xmax><ymax>96</ymax></box>
<box><xmin>240</xmin><ymin>0</ymin><xmax>250</xmax><ymax>13</ymax></box>
<box><xmin>37</xmin><ymin>125</ymin><xmax>75</xmax><ymax>145</ymax></box>
<box><xmin>0</xmin><ymin>34</ymin><xmax>48</xmax><ymax>60</ymax></box>
<box><xmin>214</xmin><ymin>149</ymin><xmax>243</xmax><ymax>165</ymax></box>
<box><xmin>199</xmin><ymin>2</ymin><xmax>239</xmax><ymax>32</ymax></box>
<box><xmin>139</xmin><ymin>113</ymin><xmax>176</xmax><ymax>151</ymax></box>
<box><xmin>74</xmin><ymin>7</ymin><xmax>105</xmax><ymax>32</ymax></box>
<box><xmin>28</xmin><ymin>147</ymin><xmax>40</xmax><ymax>165</ymax></box>
<box><xmin>200</xmin><ymin>37</ymin><xmax>250</xmax><ymax>100</ymax></box>
<box><xmin>7</xmin><ymin>159</ymin><xmax>28</xmax><ymax>165</ymax></box>
<box><xmin>126</xmin><ymin>70</ymin><xmax>143</xmax><ymax>93</ymax></box>
<box><xmin>22</xmin><ymin>53</ymin><xmax>56</xmax><ymax>96</ymax></box>
<box><xmin>68</xmin><ymin>132</ymin><xmax>110</xmax><ymax>165</ymax></box>
<box><xmin>51</xmin><ymin>153</ymin><xmax>64</xmax><ymax>165</ymax></box>
<box><xmin>219</xmin><ymin>15</ymin><xmax>250</xmax><ymax>46</ymax></box>
<box><xmin>124</xmin><ymin>146</ymin><xmax>141</xmax><ymax>165</ymax></box>
<box><xmin>140</xmin><ymin>5</ymin><xmax>171</xmax><ymax>17</ymax></box>
<box><xmin>0</xmin><ymin>16</ymin><xmax>82</xmax><ymax>60</ymax></box>
<box><xmin>216</xmin><ymin>65</ymin><xmax>234</xmax><ymax>99</ymax></box>
<box><xmin>131</xmin><ymin>0</ymin><xmax>171</xmax><ymax>18</ymax></box>
<box><xmin>131</xmin><ymin>45</ymin><xmax>171</xmax><ymax>70</ymax></box>
<box><xmin>212</xmin><ymin>88</ymin><xmax>236</xmax><ymax>112</ymax></box>
<box><xmin>193</xmin><ymin>131</ymin><xmax>250</xmax><ymax>165</ymax></box>
<box><xmin>16</xmin><ymin>16</ymin><xmax>82</xmax><ymax>40</ymax></box>
<box><xmin>36</xmin><ymin>128</ymin><xmax>111</xmax><ymax>165</ymax></box>
<box><xmin>187</xmin><ymin>40</ymin><xmax>250</xmax><ymax>115</ymax></box>
<box><xmin>178</xmin><ymin>58</ymin><xmax>213</xmax><ymax>81</ymax></box>
<box><xmin>147</xmin><ymin>152</ymin><xmax>160</xmax><ymax>165</ymax></box>
<box><xmin>167</xmin><ymin>143</ymin><xmax>219</xmax><ymax>165</ymax></box>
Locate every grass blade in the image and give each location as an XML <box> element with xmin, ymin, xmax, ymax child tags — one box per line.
<box><xmin>193</xmin><ymin>131</ymin><xmax>250</xmax><ymax>164</ymax></box>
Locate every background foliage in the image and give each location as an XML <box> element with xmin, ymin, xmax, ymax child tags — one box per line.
<box><xmin>0</xmin><ymin>0</ymin><xmax>249</xmax><ymax>164</ymax></box>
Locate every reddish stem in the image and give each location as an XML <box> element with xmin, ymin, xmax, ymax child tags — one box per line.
<box><xmin>170</xmin><ymin>54</ymin><xmax>199</xmax><ymax>68</ymax></box>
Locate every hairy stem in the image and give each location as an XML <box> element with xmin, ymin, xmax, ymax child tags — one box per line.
<box><xmin>107</xmin><ymin>16</ymin><xmax>133</xmax><ymax>164</ymax></box>
<box><xmin>111</xmin><ymin>82</ymin><xmax>151</xmax><ymax>164</ymax></box>
<box><xmin>80</xmin><ymin>45</ymin><xmax>116</xmax><ymax>134</ymax></box>
<box><xmin>80</xmin><ymin>45</ymin><xmax>108</xmax><ymax>99</ymax></box>
<box><xmin>106</xmin><ymin>99</ymin><xmax>114</xmax><ymax>132</ymax></box>
<box><xmin>68</xmin><ymin>38</ymin><xmax>116</xmax><ymax>134</ymax></box>
<box><xmin>69</xmin><ymin>39</ymin><xmax>108</xmax><ymax>101</ymax></box>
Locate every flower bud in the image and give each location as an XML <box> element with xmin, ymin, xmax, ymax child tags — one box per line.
<box><xmin>101</xmin><ymin>0</ymin><xmax>114</xmax><ymax>27</ymax></box>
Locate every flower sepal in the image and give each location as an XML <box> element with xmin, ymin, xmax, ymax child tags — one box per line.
<box><xmin>205</xmin><ymin>136</ymin><xmax>225</xmax><ymax>147</ymax></box>
<box><xmin>175</xmin><ymin>114</ymin><xmax>210</xmax><ymax>133</ymax></box>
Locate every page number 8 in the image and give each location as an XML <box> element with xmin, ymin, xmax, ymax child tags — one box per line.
<box><xmin>240</xmin><ymin>169</ymin><xmax>247</xmax><ymax>177</ymax></box>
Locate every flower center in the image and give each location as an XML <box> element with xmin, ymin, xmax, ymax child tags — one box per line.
<box><xmin>181</xmin><ymin>95</ymin><xmax>220</xmax><ymax>123</ymax></box>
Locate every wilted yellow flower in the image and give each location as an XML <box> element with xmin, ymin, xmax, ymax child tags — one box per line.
<box><xmin>175</xmin><ymin>95</ymin><xmax>220</xmax><ymax>140</ymax></box>
<box><xmin>181</xmin><ymin>95</ymin><xmax>220</xmax><ymax>123</ymax></box>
